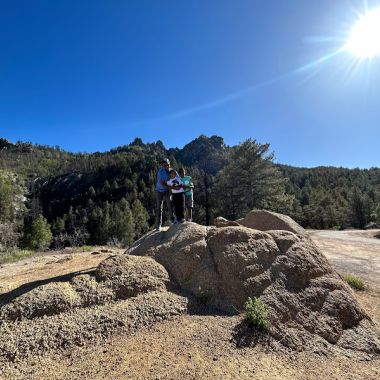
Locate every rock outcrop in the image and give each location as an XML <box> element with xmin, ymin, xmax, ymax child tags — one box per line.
<box><xmin>214</xmin><ymin>216</ymin><xmax>240</xmax><ymax>227</ymax></box>
<box><xmin>0</xmin><ymin>211</ymin><xmax>379</xmax><ymax>360</ymax></box>
<box><xmin>237</xmin><ymin>209</ymin><xmax>306</xmax><ymax>235</ymax></box>
<box><xmin>129</xmin><ymin>220</ymin><xmax>380</xmax><ymax>354</ymax></box>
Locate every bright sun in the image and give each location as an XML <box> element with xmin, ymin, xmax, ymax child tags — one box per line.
<box><xmin>345</xmin><ymin>6</ymin><xmax>380</xmax><ymax>58</ymax></box>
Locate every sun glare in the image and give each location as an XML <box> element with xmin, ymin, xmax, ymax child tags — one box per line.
<box><xmin>345</xmin><ymin>6</ymin><xmax>380</xmax><ymax>58</ymax></box>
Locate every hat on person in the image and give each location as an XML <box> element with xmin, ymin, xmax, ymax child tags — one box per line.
<box><xmin>161</xmin><ymin>158</ymin><xmax>170</xmax><ymax>165</ymax></box>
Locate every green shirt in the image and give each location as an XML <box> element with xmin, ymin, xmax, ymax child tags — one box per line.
<box><xmin>180</xmin><ymin>175</ymin><xmax>194</xmax><ymax>196</ymax></box>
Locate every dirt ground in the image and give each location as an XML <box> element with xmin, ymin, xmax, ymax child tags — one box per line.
<box><xmin>0</xmin><ymin>247</ymin><xmax>123</xmax><ymax>298</ymax></box>
<box><xmin>309</xmin><ymin>229</ymin><xmax>380</xmax><ymax>287</ymax></box>
<box><xmin>1</xmin><ymin>231</ymin><xmax>380</xmax><ymax>380</ymax></box>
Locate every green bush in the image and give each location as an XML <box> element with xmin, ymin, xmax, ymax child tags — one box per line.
<box><xmin>21</xmin><ymin>215</ymin><xmax>53</xmax><ymax>250</ymax></box>
<box><xmin>244</xmin><ymin>297</ymin><xmax>269</xmax><ymax>330</ymax></box>
<box><xmin>345</xmin><ymin>274</ymin><xmax>366</xmax><ymax>291</ymax></box>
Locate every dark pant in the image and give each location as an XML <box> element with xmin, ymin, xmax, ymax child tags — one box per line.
<box><xmin>172</xmin><ymin>192</ymin><xmax>185</xmax><ymax>221</ymax></box>
<box><xmin>155</xmin><ymin>191</ymin><xmax>173</xmax><ymax>227</ymax></box>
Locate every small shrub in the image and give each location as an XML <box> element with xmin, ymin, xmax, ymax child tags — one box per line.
<box><xmin>345</xmin><ymin>274</ymin><xmax>366</xmax><ymax>291</ymax></box>
<box><xmin>244</xmin><ymin>297</ymin><xmax>269</xmax><ymax>330</ymax></box>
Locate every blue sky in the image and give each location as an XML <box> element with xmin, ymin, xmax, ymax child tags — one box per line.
<box><xmin>0</xmin><ymin>0</ymin><xmax>379</xmax><ymax>168</ymax></box>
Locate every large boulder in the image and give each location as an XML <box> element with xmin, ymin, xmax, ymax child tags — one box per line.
<box><xmin>129</xmin><ymin>222</ymin><xmax>379</xmax><ymax>353</ymax></box>
<box><xmin>128</xmin><ymin>223</ymin><xmax>221</xmax><ymax>304</ymax></box>
<box><xmin>237</xmin><ymin>209</ymin><xmax>306</xmax><ymax>235</ymax></box>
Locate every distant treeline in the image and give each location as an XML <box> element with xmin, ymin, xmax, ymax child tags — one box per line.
<box><xmin>0</xmin><ymin>135</ymin><xmax>379</xmax><ymax>252</ymax></box>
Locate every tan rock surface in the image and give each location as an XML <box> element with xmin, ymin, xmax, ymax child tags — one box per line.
<box><xmin>214</xmin><ymin>216</ymin><xmax>241</xmax><ymax>227</ymax></box>
<box><xmin>129</xmin><ymin>221</ymin><xmax>379</xmax><ymax>354</ymax></box>
<box><xmin>237</xmin><ymin>209</ymin><xmax>306</xmax><ymax>235</ymax></box>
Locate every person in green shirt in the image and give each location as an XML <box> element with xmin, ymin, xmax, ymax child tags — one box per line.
<box><xmin>178</xmin><ymin>167</ymin><xmax>194</xmax><ymax>222</ymax></box>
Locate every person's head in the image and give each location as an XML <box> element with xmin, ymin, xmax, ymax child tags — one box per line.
<box><xmin>161</xmin><ymin>158</ymin><xmax>170</xmax><ymax>170</ymax></box>
<box><xmin>178</xmin><ymin>167</ymin><xmax>185</xmax><ymax>177</ymax></box>
<box><xmin>169</xmin><ymin>169</ymin><xmax>177</xmax><ymax>179</ymax></box>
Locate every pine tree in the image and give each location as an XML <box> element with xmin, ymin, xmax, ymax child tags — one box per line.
<box><xmin>108</xmin><ymin>199</ymin><xmax>135</xmax><ymax>246</ymax></box>
<box><xmin>215</xmin><ymin>139</ymin><xmax>290</xmax><ymax>219</ymax></box>
<box><xmin>51</xmin><ymin>217</ymin><xmax>65</xmax><ymax>235</ymax></box>
<box><xmin>0</xmin><ymin>176</ymin><xmax>14</xmax><ymax>222</ymax></box>
<box><xmin>103</xmin><ymin>180</ymin><xmax>111</xmax><ymax>194</ymax></box>
<box><xmin>131</xmin><ymin>199</ymin><xmax>149</xmax><ymax>239</ymax></box>
<box><xmin>87</xmin><ymin>206</ymin><xmax>105</xmax><ymax>244</ymax></box>
<box><xmin>372</xmin><ymin>204</ymin><xmax>380</xmax><ymax>225</ymax></box>
<box><xmin>21</xmin><ymin>215</ymin><xmax>53</xmax><ymax>250</ymax></box>
<box><xmin>88</xmin><ymin>186</ymin><xmax>96</xmax><ymax>198</ymax></box>
<box><xmin>350</xmin><ymin>188</ymin><xmax>372</xmax><ymax>228</ymax></box>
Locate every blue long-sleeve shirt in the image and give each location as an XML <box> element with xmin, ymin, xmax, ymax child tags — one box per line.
<box><xmin>156</xmin><ymin>168</ymin><xmax>170</xmax><ymax>192</ymax></box>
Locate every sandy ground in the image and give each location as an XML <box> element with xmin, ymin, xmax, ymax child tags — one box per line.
<box><xmin>0</xmin><ymin>231</ymin><xmax>380</xmax><ymax>380</ymax></box>
<box><xmin>309</xmin><ymin>229</ymin><xmax>380</xmax><ymax>287</ymax></box>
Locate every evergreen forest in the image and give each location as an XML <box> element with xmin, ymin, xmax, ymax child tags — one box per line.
<box><xmin>1</xmin><ymin>135</ymin><xmax>379</xmax><ymax>253</ymax></box>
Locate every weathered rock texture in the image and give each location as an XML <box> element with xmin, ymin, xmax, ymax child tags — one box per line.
<box><xmin>129</xmin><ymin>221</ymin><xmax>380</xmax><ymax>354</ymax></box>
<box><xmin>214</xmin><ymin>216</ymin><xmax>240</xmax><ymax>227</ymax></box>
<box><xmin>0</xmin><ymin>211</ymin><xmax>379</xmax><ymax>360</ymax></box>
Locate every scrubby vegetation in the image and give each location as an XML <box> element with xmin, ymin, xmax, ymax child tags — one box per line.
<box><xmin>345</xmin><ymin>274</ymin><xmax>366</xmax><ymax>291</ymax></box>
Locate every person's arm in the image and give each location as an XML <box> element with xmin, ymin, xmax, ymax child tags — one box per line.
<box><xmin>183</xmin><ymin>177</ymin><xmax>194</xmax><ymax>191</ymax></box>
<box><xmin>166</xmin><ymin>180</ymin><xmax>173</xmax><ymax>192</ymax></box>
<box><xmin>173</xmin><ymin>178</ymin><xmax>183</xmax><ymax>190</ymax></box>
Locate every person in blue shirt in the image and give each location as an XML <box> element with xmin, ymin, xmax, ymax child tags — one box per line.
<box><xmin>155</xmin><ymin>158</ymin><xmax>174</xmax><ymax>231</ymax></box>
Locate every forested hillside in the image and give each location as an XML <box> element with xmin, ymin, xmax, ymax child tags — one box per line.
<box><xmin>0</xmin><ymin>135</ymin><xmax>379</xmax><ymax>253</ymax></box>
